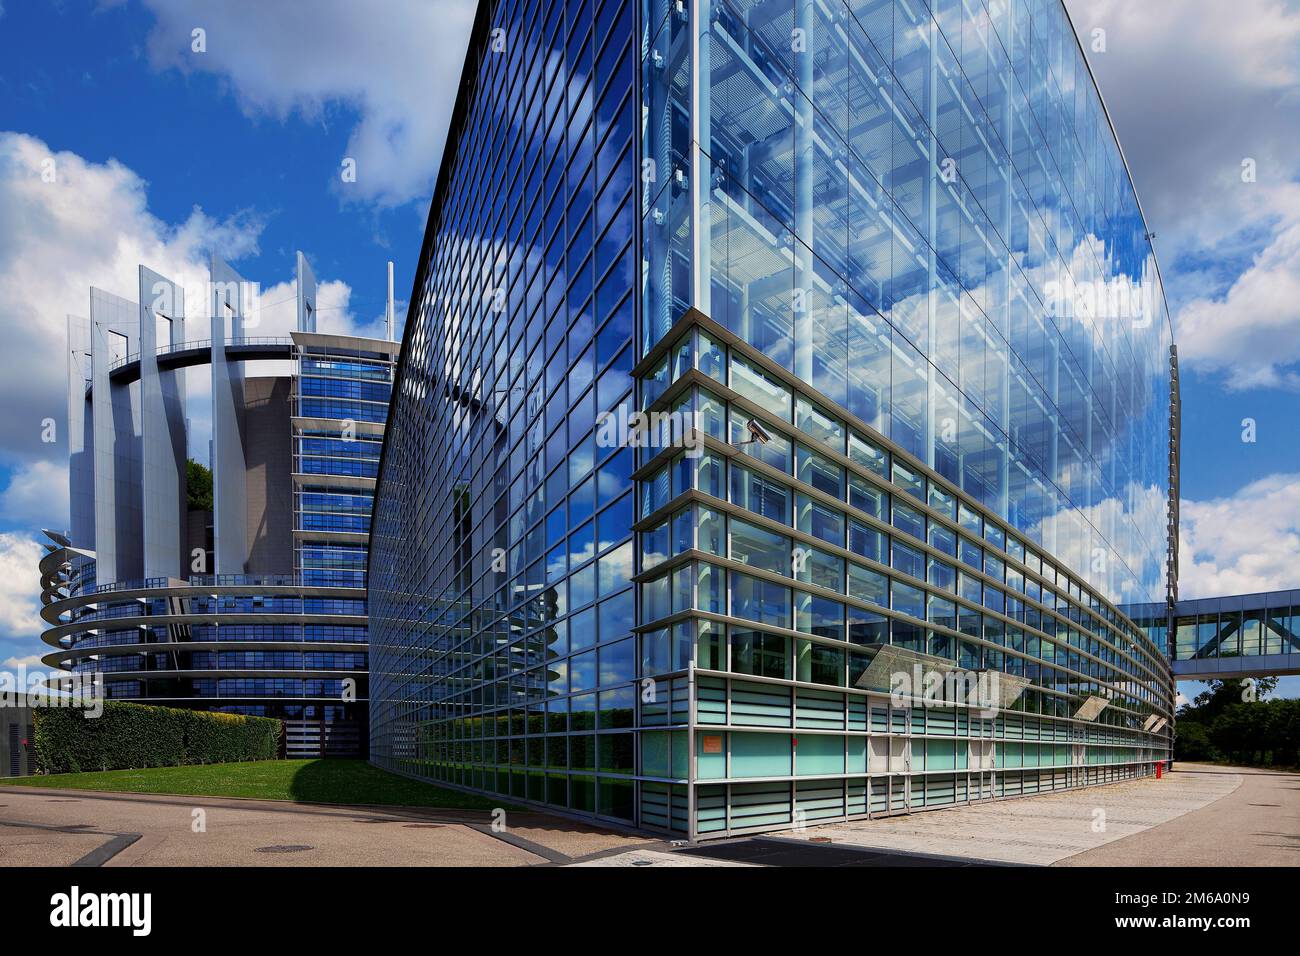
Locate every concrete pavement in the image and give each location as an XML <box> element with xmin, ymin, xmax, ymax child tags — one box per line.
<box><xmin>1057</xmin><ymin>764</ymin><xmax>1300</xmax><ymax>866</ymax></box>
<box><xmin>2</xmin><ymin>763</ymin><xmax>1293</xmax><ymax>866</ymax></box>
<box><xmin>770</xmin><ymin>764</ymin><xmax>1295</xmax><ymax>866</ymax></box>
<box><xmin>0</xmin><ymin>786</ymin><xmax>653</xmax><ymax>867</ymax></box>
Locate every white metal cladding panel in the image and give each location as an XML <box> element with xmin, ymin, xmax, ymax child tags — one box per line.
<box><xmin>90</xmin><ymin>287</ymin><xmax>143</xmax><ymax>584</ymax></box>
<box><xmin>210</xmin><ymin>256</ymin><xmax>250</xmax><ymax>575</ymax></box>
<box><xmin>138</xmin><ymin>265</ymin><xmax>188</xmax><ymax>579</ymax></box>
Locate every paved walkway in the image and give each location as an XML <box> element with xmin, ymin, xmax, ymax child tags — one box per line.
<box><xmin>3</xmin><ymin>764</ymin><xmax>1292</xmax><ymax>866</ymax></box>
<box><xmin>766</xmin><ymin>763</ymin><xmax>1300</xmax><ymax>865</ymax></box>
<box><xmin>0</xmin><ymin>786</ymin><xmax>653</xmax><ymax>867</ymax></box>
<box><xmin>1058</xmin><ymin>764</ymin><xmax>1300</xmax><ymax>866</ymax></box>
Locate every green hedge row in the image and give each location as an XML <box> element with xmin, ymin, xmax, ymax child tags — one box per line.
<box><xmin>32</xmin><ymin>702</ymin><xmax>281</xmax><ymax>774</ymax></box>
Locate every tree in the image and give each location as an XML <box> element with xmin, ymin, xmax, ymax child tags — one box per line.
<box><xmin>1173</xmin><ymin>721</ymin><xmax>1219</xmax><ymax>762</ymax></box>
<box><xmin>1274</xmin><ymin>699</ymin><xmax>1300</xmax><ymax>767</ymax></box>
<box><xmin>1182</xmin><ymin>677</ymin><xmax>1278</xmax><ymax>722</ymax></box>
<box><xmin>186</xmin><ymin>459</ymin><xmax>213</xmax><ymax>511</ymax></box>
<box><xmin>1176</xmin><ymin>677</ymin><xmax>1294</xmax><ymax>769</ymax></box>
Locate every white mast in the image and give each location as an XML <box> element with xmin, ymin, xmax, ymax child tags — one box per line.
<box><xmin>386</xmin><ymin>261</ymin><xmax>395</xmax><ymax>341</ymax></box>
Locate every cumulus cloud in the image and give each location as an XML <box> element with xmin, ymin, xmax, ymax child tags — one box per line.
<box><xmin>136</xmin><ymin>0</ymin><xmax>477</xmax><ymax>208</ymax></box>
<box><xmin>1178</xmin><ymin>472</ymin><xmax>1300</xmax><ymax>597</ymax></box>
<box><xmin>0</xmin><ymin>459</ymin><xmax>69</xmax><ymax>532</ymax></box>
<box><xmin>1065</xmin><ymin>0</ymin><xmax>1300</xmax><ymax>387</ymax></box>
<box><xmin>0</xmin><ymin>130</ymin><xmax>264</xmax><ymax>477</ymax></box>
<box><xmin>243</xmin><ymin>274</ymin><xmax>367</xmax><ymax>339</ymax></box>
<box><xmin>1065</xmin><ymin>0</ymin><xmax>1300</xmax><ymax>247</ymax></box>
<box><xmin>0</xmin><ymin>532</ymin><xmax>43</xmax><ymax>639</ymax></box>
<box><xmin>0</xmin><ymin>132</ymin><xmax>390</xmax><ymax>526</ymax></box>
<box><xmin>1175</xmin><ymin>215</ymin><xmax>1300</xmax><ymax>388</ymax></box>
<box><xmin>2</xmin><ymin>655</ymin><xmax>46</xmax><ymax>671</ymax></box>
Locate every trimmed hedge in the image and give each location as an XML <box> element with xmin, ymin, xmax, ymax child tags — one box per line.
<box><xmin>32</xmin><ymin>702</ymin><xmax>281</xmax><ymax>774</ymax></box>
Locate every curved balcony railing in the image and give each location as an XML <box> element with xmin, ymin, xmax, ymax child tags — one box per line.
<box><xmin>78</xmin><ymin>573</ymin><xmax>365</xmax><ymax>596</ymax></box>
<box><xmin>107</xmin><ymin>335</ymin><xmax>297</xmax><ymax>373</ymax></box>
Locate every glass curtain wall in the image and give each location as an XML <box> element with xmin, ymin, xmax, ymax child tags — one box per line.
<box><xmin>634</xmin><ymin>0</ymin><xmax>1176</xmax><ymax>835</ymax></box>
<box><xmin>370</xmin><ymin>0</ymin><xmax>1176</xmax><ymax>838</ymax></box>
<box><xmin>641</xmin><ymin>0</ymin><xmax>1173</xmax><ymax>609</ymax></box>
<box><xmin>369</xmin><ymin>0</ymin><xmax>642</xmax><ymax>820</ymax></box>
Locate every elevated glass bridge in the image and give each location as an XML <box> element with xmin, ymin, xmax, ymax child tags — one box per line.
<box><xmin>1129</xmin><ymin>591</ymin><xmax>1300</xmax><ymax>681</ymax></box>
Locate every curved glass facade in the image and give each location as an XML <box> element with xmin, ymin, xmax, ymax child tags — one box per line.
<box><xmin>42</xmin><ymin>576</ymin><xmax>368</xmax><ymax>707</ymax></box>
<box><xmin>369</xmin><ymin>0</ymin><xmax>1175</xmax><ymax>837</ymax></box>
<box><xmin>370</xmin><ymin>0</ymin><xmax>641</xmax><ymax>818</ymax></box>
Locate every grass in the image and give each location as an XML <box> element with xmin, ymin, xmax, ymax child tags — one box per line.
<box><xmin>0</xmin><ymin>759</ymin><xmax>508</xmax><ymax>812</ymax></box>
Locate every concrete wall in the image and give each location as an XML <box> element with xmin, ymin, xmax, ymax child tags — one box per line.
<box><xmin>67</xmin><ymin>314</ymin><xmax>95</xmax><ymax>552</ymax></box>
<box><xmin>186</xmin><ymin>508</ymin><xmax>212</xmax><ymax>576</ymax></box>
<box><xmin>210</xmin><ymin>257</ymin><xmax>249</xmax><ymax>574</ymax></box>
<box><xmin>242</xmin><ymin>376</ymin><xmax>292</xmax><ymax>576</ymax></box>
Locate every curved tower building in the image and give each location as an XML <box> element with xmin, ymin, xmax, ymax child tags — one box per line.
<box><xmin>39</xmin><ymin>255</ymin><xmax>397</xmax><ymax>757</ymax></box>
<box><xmin>369</xmin><ymin>0</ymin><xmax>1176</xmax><ymax>836</ymax></box>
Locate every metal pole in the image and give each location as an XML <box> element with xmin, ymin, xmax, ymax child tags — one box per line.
<box><xmin>387</xmin><ymin>261</ymin><xmax>395</xmax><ymax>342</ymax></box>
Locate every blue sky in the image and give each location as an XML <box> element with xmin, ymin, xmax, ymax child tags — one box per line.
<box><xmin>0</xmin><ymin>0</ymin><xmax>1298</xmax><ymax>701</ymax></box>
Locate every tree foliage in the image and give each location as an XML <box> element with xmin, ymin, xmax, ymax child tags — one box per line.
<box><xmin>186</xmin><ymin>458</ymin><xmax>213</xmax><ymax>511</ymax></box>
<box><xmin>1174</xmin><ymin>678</ymin><xmax>1299</xmax><ymax>768</ymax></box>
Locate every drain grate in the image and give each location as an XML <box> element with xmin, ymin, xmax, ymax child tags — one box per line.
<box><xmin>254</xmin><ymin>844</ymin><xmax>314</xmax><ymax>854</ymax></box>
<box><xmin>402</xmin><ymin>823</ymin><xmax>443</xmax><ymax>829</ymax></box>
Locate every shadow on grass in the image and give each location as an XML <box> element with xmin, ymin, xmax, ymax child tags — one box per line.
<box><xmin>284</xmin><ymin>758</ymin><xmax>506</xmax><ymax>812</ymax></box>
<box><xmin>1</xmin><ymin>758</ymin><xmax>537</xmax><ymax>816</ymax></box>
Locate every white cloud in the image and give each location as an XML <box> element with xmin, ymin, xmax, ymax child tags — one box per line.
<box><xmin>0</xmin><ymin>132</ymin><xmax>388</xmax><ymax>521</ymax></box>
<box><xmin>245</xmin><ymin>275</ymin><xmax>358</xmax><ymax>339</ymax></box>
<box><xmin>0</xmin><ymin>130</ymin><xmax>264</xmax><ymax>480</ymax></box>
<box><xmin>0</xmin><ymin>533</ymin><xmax>43</xmax><ymax>639</ymax></box>
<box><xmin>137</xmin><ymin>0</ymin><xmax>477</xmax><ymax>208</ymax></box>
<box><xmin>3</xmin><ymin>655</ymin><xmax>46</xmax><ymax>671</ymax></box>
<box><xmin>1178</xmin><ymin>472</ymin><xmax>1300</xmax><ymax>597</ymax></box>
<box><xmin>1065</xmin><ymin>0</ymin><xmax>1300</xmax><ymax>387</ymax></box>
<box><xmin>1176</xmin><ymin>217</ymin><xmax>1300</xmax><ymax>388</ymax></box>
<box><xmin>0</xmin><ymin>459</ymin><xmax>69</xmax><ymax>532</ymax></box>
<box><xmin>1065</xmin><ymin>0</ymin><xmax>1300</xmax><ymax>245</ymax></box>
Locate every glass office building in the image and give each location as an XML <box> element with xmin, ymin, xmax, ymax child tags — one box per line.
<box><xmin>369</xmin><ymin>0</ymin><xmax>1176</xmax><ymax>837</ymax></box>
<box><xmin>40</xmin><ymin>255</ymin><xmax>398</xmax><ymax>757</ymax></box>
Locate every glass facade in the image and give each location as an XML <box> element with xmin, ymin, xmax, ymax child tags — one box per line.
<box><xmin>294</xmin><ymin>346</ymin><xmax>394</xmax><ymax>588</ymax></box>
<box><xmin>369</xmin><ymin>0</ymin><xmax>1176</xmax><ymax>837</ymax></box>
<box><xmin>370</xmin><ymin>0</ymin><xmax>641</xmax><ymax>819</ymax></box>
<box><xmin>54</xmin><ymin>579</ymin><xmax>369</xmax><ymax>709</ymax></box>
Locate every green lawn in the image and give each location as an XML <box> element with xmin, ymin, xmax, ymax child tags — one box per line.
<box><xmin>0</xmin><ymin>759</ymin><xmax>507</xmax><ymax>811</ymax></box>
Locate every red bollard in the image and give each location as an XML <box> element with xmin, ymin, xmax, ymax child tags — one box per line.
<box><xmin>1155</xmin><ymin>761</ymin><xmax>1163</xmax><ymax>779</ymax></box>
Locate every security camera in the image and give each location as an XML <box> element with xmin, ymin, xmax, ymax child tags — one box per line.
<box><xmin>745</xmin><ymin>418</ymin><xmax>772</xmax><ymax>445</ymax></box>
